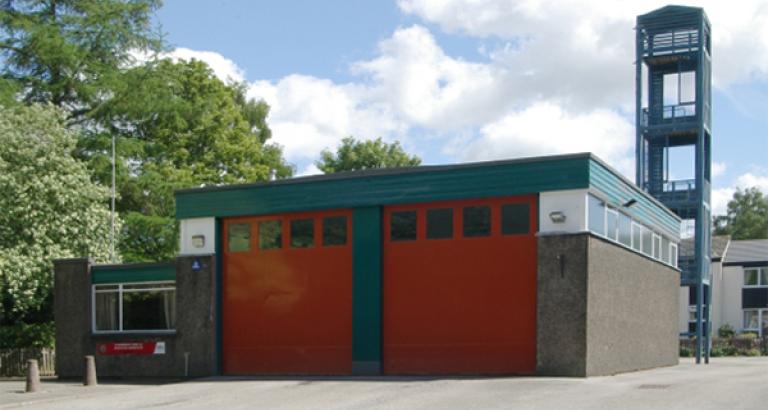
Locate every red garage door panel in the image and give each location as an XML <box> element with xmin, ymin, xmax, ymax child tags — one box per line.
<box><xmin>383</xmin><ymin>196</ymin><xmax>537</xmax><ymax>374</ymax></box>
<box><xmin>223</xmin><ymin>210</ymin><xmax>352</xmax><ymax>375</ymax></box>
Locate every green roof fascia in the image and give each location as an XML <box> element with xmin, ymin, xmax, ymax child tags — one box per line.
<box><xmin>92</xmin><ymin>262</ymin><xmax>176</xmax><ymax>284</ymax></box>
<box><xmin>175</xmin><ymin>154</ymin><xmax>593</xmax><ymax>219</ymax></box>
<box><xmin>588</xmin><ymin>158</ymin><xmax>681</xmax><ymax>241</ymax></box>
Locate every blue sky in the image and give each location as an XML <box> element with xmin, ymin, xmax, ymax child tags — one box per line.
<box><xmin>155</xmin><ymin>0</ymin><xmax>768</xmax><ymax>215</ymax></box>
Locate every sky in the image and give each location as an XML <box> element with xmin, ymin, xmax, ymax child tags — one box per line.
<box><xmin>154</xmin><ymin>0</ymin><xmax>768</xmax><ymax>216</ymax></box>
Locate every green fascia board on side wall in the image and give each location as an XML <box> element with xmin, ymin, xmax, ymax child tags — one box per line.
<box><xmin>588</xmin><ymin>158</ymin><xmax>681</xmax><ymax>240</ymax></box>
<box><xmin>91</xmin><ymin>262</ymin><xmax>176</xmax><ymax>284</ymax></box>
<box><xmin>174</xmin><ymin>152</ymin><xmax>679</xmax><ymax>240</ymax></box>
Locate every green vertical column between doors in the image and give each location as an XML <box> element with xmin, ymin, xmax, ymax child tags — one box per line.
<box><xmin>352</xmin><ymin>206</ymin><xmax>382</xmax><ymax>375</ymax></box>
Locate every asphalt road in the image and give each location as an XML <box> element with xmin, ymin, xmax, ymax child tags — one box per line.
<box><xmin>2</xmin><ymin>357</ymin><xmax>767</xmax><ymax>409</ymax></box>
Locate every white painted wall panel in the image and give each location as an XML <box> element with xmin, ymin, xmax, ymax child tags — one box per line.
<box><xmin>180</xmin><ymin>217</ymin><xmax>216</xmax><ymax>255</ymax></box>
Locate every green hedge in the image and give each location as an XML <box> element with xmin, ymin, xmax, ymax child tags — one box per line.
<box><xmin>0</xmin><ymin>322</ymin><xmax>55</xmax><ymax>348</ymax></box>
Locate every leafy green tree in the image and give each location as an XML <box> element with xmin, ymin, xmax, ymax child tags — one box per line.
<box><xmin>0</xmin><ymin>105</ymin><xmax>116</xmax><ymax>325</ymax></box>
<box><xmin>79</xmin><ymin>59</ymin><xmax>292</xmax><ymax>262</ymax></box>
<box><xmin>317</xmin><ymin>136</ymin><xmax>421</xmax><ymax>173</ymax></box>
<box><xmin>714</xmin><ymin>188</ymin><xmax>768</xmax><ymax>239</ymax></box>
<box><xmin>0</xmin><ymin>0</ymin><xmax>162</xmax><ymax>120</ymax></box>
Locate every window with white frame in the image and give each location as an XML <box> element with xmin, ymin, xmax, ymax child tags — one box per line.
<box><xmin>588</xmin><ymin>195</ymin><xmax>605</xmax><ymax>235</ymax></box>
<box><xmin>670</xmin><ymin>243</ymin><xmax>678</xmax><ymax>267</ymax></box>
<box><xmin>631</xmin><ymin>222</ymin><xmax>642</xmax><ymax>252</ymax></box>
<box><xmin>606</xmin><ymin>208</ymin><xmax>618</xmax><ymax>241</ymax></box>
<box><xmin>652</xmin><ymin>233</ymin><xmax>661</xmax><ymax>259</ymax></box>
<box><xmin>744</xmin><ymin>267</ymin><xmax>768</xmax><ymax>287</ymax></box>
<box><xmin>93</xmin><ymin>282</ymin><xmax>176</xmax><ymax>333</ymax></box>
<box><xmin>742</xmin><ymin>309</ymin><xmax>768</xmax><ymax>336</ymax></box>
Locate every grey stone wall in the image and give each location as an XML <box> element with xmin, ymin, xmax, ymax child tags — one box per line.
<box><xmin>53</xmin><ymin>255</ymin><xmax>216</xmax><ymax>379</ymax></box>
<box><xmin>537</xmin><ymin>233</ymin><xmax>679</xmax><ymax>377</ymax></box>
<box><xmin>54</xmin><ymin>258</ymin><xmax>92</xmax><ymax>378</ymax></box>
<box><xmin>585</xmin><ymin>236</ymin><xmax>679</xmax><ymax>375</ymax></box>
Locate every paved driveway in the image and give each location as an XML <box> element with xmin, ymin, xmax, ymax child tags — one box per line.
<box><xmin>2</xmin><ymin>357</ymin><xmax>767</xmax><ymax>409</ymax></box>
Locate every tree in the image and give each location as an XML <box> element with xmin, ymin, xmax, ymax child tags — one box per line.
<box><xmin>78</xmin><ymin>58</ymin><xmax>292</xmax><ymax>262</ymax></box>
<box><xmin>0</xmin><ymin>105</ymin><xmax>116</xmax><ymax>326</ymax></box>
<box><xmin>714</xmin><ymin>188</ymin><xmax>768</xmax><ymax>239</ymax></box>
<box><xmin>317</xmin><ymin>136</ymin><xmax>421</xmax><ymax>173</ymax></box>
<box><xmin>0</xmin><ymin>0</ymin><xmax>162</xmax><ymax>120</ymax></box>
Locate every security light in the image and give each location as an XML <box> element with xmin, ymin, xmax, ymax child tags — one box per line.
<box><xmin>623</xmin><ymin>199</ymin><xmax>638</xmax><ymax>208</ymax></box>
<box><xmin>549</xmin><ymin>211</ymin><xmax>567</xmax><ymax>223</ymax></box>
<box><xmin>191</xmin><ymin>235</ymin><xmax>205</xmax><ymax>248</ymax></box>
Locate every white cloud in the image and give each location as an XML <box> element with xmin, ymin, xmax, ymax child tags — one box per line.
<box><xmin>712</xmin><ymin>162</ymin><xmax>727</xmax><ymax>178</ymax></box>
<box><xmin>165</xmin><ymin>48</ymin><xmax>246</xmax><ymax>83</ymax></box>
<box><xmin>461</xmin><ymin>102</ymin><xmax>635</xmax><ymax>176</ymax></box>
<box><xmin>247</xmin><ymin>75</ymin><xmax>406</xmax><ymax>163</ymax></box>
<box><xmin>398</xmin><ymin>0</ymin><xmax>768</xmax><ymax>95</ymax></box>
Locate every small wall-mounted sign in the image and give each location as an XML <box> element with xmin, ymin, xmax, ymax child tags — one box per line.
<box><xmin>191</xmin><ymin>234</ymin><xmax>205</xmax><ymax>248</ymax></box>
<box><xmin>191</xmin><ymin>259</ymin><xmax>201</xmax><ymax>272</ymax></box>
<box><xmin>97</xmin><ymin>341</ymin><xmax>166</xmax><ymax>356</ymax></box>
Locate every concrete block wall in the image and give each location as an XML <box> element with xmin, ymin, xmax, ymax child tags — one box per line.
<box><xmin>537</xmin><ymin>233</ymin><xmax>679</xmax><ymax>377</ymax></box>
<box><xmin>54</xmin><ymin>256</ymin><xmax>216</xmax><ymax>379</ymax></box>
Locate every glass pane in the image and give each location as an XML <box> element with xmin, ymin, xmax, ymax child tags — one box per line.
<box><xmin>744</xmin><ymin>310</ymin><xmax>759</xmax><ymax>329</ymax></box>
<box><xmin>391</xmin><ymin>211</ymin><xmax>417</xmax><ymax>241</ymax></box>
<box><xmin>688</xmin><ymin>307</ymin><xmax>696</xmax><ymax>322</ymax></box>
<box><xmin>632</xmin><ymin>223</ymin><xmax>642</xmax><ymax>251</ymax></box>
<box><xmin>588</xmin><ymin>195</ymin><xmax>605</xmax><ymax>235</ymax></box>
<box><xmin>642</xmin><ymin>227</ymin><xmax>652</xmax><ymax>256</ymax></box>
<box><xmin>322</xmin><ymin>216</ymin><xmax>347</xmax><ymax>246</ymax></box>
<box><xmin>662</xmin><ymin>237</ymin><xmax>670</xmax><ymax>264</ymax></box>
<box><xmin>228</xmin><ymin>223</ymin><xmax>251</xmax><ymax>252</ymax></box>
<box><xmin>426</xmin><ymin>208</ymin><xmax>453</xmax><ymax>240</ymax></box>
<box><xmin>122</xmin><ymin>290</ymin><xmax>176</xmax><ymax>331</ymax></box>
<box><xmin>761</xmin><ymin>268</ymin><xmax>768</xmax><ymax>287</ymax></box>
<box><xmin>653</xmin><ymin>235</ymin><xmax>661</xmax><ymax>259</ymax></box>
<box><xmin>259</xmin><ymin>220</ymin><xmax>282</xmax><ymax>250</ymax></box>
<box><xmin>463</xmin><ymin>206</ymin><xmax>491</xmax><ymax>237</ymax></box>
<box><xmin>501</xmin><ymin>203</ymin><xmax>529</xmax><ymax>235</ymax></box>
<box><xmin>618</xmin><ymin>213</ymin><xmax>632</xmax><ymax>247</ymax></box>
<box><xmin>671</xmin><ymin>244</ymin><xmax>678</xmax><ymax>267</ymax></box>
<box><xmin>606</xmin><ymin>210</ymin><xmax>618</xmax><ymax>241</ymax></box>
<box><xmin>290</xmin><ymin>218</ymin><xmax>314</xmax><ymax>248</ymax></box>
<box><xmin>745</xmin><ymin>269</ymin><xmax>759</xmax><ymax>286</ymax></box>
<box><xmin>94</xmin><ymin>292</ymin><xmax>119</xmax><ymax>331</ymax></box>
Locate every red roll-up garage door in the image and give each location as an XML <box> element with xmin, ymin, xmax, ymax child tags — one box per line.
<box><xmin>222</xmin><ymin>210</ymin><xmax>353</xmax><ymax>375</ymax></box>
<box><xmin>382</xmin><ymin>195</ymin><xmax>537</xmax><ymax>374</ymax></box>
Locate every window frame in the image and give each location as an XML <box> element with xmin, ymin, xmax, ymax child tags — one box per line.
<box><xmin>91</xmin><ymin>281</ymin><xmax>177</xmax><ymax>334</ymax></box>
<box><xmin>744</xmin><ymin>267</ymin><xmax>767</xmax><ymax>288</ymax></box>
<box><xmin>743</xmin><ymin>309</ymin><xmax>761</xmax><ymax>333</ymax></box>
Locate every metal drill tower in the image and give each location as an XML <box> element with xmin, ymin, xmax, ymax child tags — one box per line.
<box><xmin>635</xmin><ymin>6</ymin><xmax>712</xmax><ymax>363</ymax></box>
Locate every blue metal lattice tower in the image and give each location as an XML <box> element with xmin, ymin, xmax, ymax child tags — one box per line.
<box><xmin>635</xmin><ymin>6</ymin><xmax>712</xmax><ymax>363</ymax></box>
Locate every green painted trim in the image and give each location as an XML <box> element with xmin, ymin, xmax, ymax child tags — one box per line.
<box><xmin>215</xmin><ymin>218</ymin><xmax>223</xmax><ymax>375</ymax></box>
<box><xmin>176</xmin><ymin>155</ymin><xmax>591</xmax><ymax>219</ymax></box>
<box><xmin>91</xmin><ymin>263</ymin><xmax>175</xmax><ymax>284</ymax></box>
<box><xmin>351</xmin><ymin>206</ymin><xmax>382</xmax><ymax>367</ymax></box>
<box><xmin>588</xmin><ymin>160</ymin><xmax>681</xmax><ymax>240</ymax></box>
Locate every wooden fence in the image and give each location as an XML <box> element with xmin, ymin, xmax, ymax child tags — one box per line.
<box><xmin>0</xmin><ymin>348</ymin><xmax>55</xmax><ymax>377</ymax></box>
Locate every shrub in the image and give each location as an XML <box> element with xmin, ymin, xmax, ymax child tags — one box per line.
<box><xmin>0</xmin><ymin>322</ymin><xmax>55</xmax><ymax>348</ymax></box>
<box><xmin>745</xmin><ymin>348</ymin><xmax>761</xmax><ymax>357</ymax></box>
<box><xmin>718</xmin><ymin>324</ymin><xmax>736</xmax><ymax>338</ymax></box>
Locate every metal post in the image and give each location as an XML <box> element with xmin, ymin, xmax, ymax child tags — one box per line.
<box><xmin>110</xmin><ymin>134</ymin><xmax>116</xmax><ymax>263</ymax></box>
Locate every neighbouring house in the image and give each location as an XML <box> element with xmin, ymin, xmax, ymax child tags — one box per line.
<box><xmin>679</xmin><ymin>238</ymin><xmax>768</xmax><ymax>337</ymax></box>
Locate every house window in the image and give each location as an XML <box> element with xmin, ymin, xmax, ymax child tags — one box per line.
<box><xmin>322</xmin><ymin>216</ymin><xmax>347</xmax><ymax>246</ymax></box>
<box><xmin>652</xmin><ymin>234</ymin><xmax>662</xmax><ymax>260</ymax></box>
<box><xmin>662</xmin><ymin>237</ymin><xmax>671</xmax><ymax>264</ymax></box>
<box><xmin>391</xmin><ymin>211</ymin><xmax>417</xmax><ymax>241</ymax></box>
<box><xmin>228</xmin><ymin>223</ymin><xmax>251</xmax><ymax>252</ymax></box>
<box><xmin>290</xmin><ymin>218</ymin><xmax>314</xmax><ymax>248</ymax></box>
<box><xmin>463</xmin><ymin>206</ymin><xmax>491</xmax><ymax>237</ymax></box>
<box><xmin>606</xmin><ymin>208</ymin><xmax>618</xmax><ymax>241</ymax></box>
<box><xmin>501</xmin><ymin>203</ymin><xmax>529</xmax><ymax>235</ymax></box>
<box><xmin>426</xmin><ymin>208</ymin><xmax>453</xmax><ymax>240</ymax></box>
<box><xmin>259</xmin><ymin>220</ymin><xmax>282</xmax><ymax>250</ymax></box>
<box><xmin>631</xmin><ymin>222</ymin><xmax>642</xmax><ymax>252</ymax></box>
<box><xmin>588</xmin><ymin>195</ymin><xmax>605</xmax><ymax>236</ymax></box>
<box><xmin>744</xmin><ymin>267</ymin><xmax>768</xmax><ymax>287</ymax></box>
<box><xmin>744</xmin><ymin>310</ymin><xmax>760</xmax><ymax>331</ymax></box>
<box><xmin>642</xmin><ymin>226</ymin><xmax>653</xmax><ymax>256</ymax></box>
<box><xmin>618</xmin><ymin>213</ymin><xmax>632</xmax><ymax>247</ymax></box>
<box><xmin>93</xmin><ymin>282</ymin><xmax>176</xmax><ymax>333</ymax></box>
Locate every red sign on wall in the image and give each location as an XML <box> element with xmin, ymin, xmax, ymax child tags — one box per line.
<box><xmin>97</xmin><ymin>341</ymin><xmax>166</xmax><ymax>356</ymax></box>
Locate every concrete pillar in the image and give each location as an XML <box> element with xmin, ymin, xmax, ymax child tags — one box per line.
<box><xmin>83</xmin><ymin>355</ymin><xmax>97</xmax><ymax>386</ymax></box>
<box><xmin>25</xmin><ymin>359</ymin><xmax>41</xmax><ymax>393</ymax></box>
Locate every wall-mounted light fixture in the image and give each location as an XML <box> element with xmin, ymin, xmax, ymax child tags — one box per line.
<box><xmin>623</xmin><ymin>199</ymin><xmax>637</xmax><ymax>208</ymax></box>
<box><xmin>549</xmin><ymin>211</ymin><xmax>567</xmax><ymax>223</ymax></box>
<box><xmin>191</xmin><ymin>235</ymin><xmax>205</xmax><ymax>248</ymax></box>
